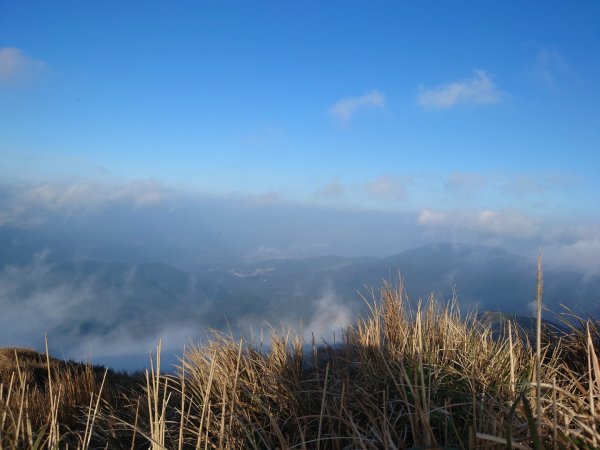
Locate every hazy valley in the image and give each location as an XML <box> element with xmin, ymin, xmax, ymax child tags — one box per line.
<box><xmin>2</xmin><ymin>236</ymin><xmax>597</xmax><ymax>370</ymax></box>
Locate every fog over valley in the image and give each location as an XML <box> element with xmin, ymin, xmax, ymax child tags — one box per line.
<box><xmin>1</xmin><ymin>180</ymin><xmax>598</xmax><ymax>370</ymax></box>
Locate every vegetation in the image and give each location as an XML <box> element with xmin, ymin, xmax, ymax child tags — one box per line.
<box><xmin>1</xmin><ymin>268</ymin><xmax>600</xmax><ymax>449</ymax></box>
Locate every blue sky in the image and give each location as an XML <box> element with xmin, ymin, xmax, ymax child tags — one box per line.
<box><xmin>1</xmin><ymin>1</ymin><xmax>599</xmax><ymax>220</ymax></box>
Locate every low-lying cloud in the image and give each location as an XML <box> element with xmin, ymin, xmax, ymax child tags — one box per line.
<box><xmin>0</xmin><ymin>179</ymin><xmax>172</xmax><ymax>227</ymax></box>
<box><xmin>545</xmin><ymin>239</ymin><xmax>600</xmax><ymax>276</ymax></box>
<box><xmin>0</xmin><ymin>178</ymin><xmax>596</xmax><ymax>266</ymax></box>
<box><xmin>0</xmin><ymin>250</ymin><xmax>365</xmax><ymax>370</ymax></box>
<box><xmin>417</xmin><ymin>208</ymin><xmax>540</xmax><ymax>238</ymax></box>
<box><xmin>0</xmin><ymin>253</ymin><xmax>208</xmax><ymax>357</ymax></box>
<box><xmin>302</xmin><ymin>282</ymin><xmax>354</xmax><ymax>343</ymax></box>
<box><xmin>1</xmin><ymin>183</ymin><xmax>599</xmax><ymax>371</ymax></box>
<box><xmin>363</xmin><ymin>175</ymin><xmax>410</xmax><ymax>202</ymax></box>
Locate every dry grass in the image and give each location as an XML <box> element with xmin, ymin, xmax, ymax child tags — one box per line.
<box><xmin>0</xmin><ymin>342</ymin><xmax>138</xmax><ymax>449</ymax></box>
<box><xmin>2</xmin><ymin>274</ymin><xmax>600</xmax><ymax>449</ymax></box>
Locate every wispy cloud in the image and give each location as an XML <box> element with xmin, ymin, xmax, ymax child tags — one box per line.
<box><xmin>316</xmin><ymin>178</ymin><xmax>346</xmax><ymax>198</ymax></box>
<box><xmin>302</xmin><ymin>282</ymin><xmax>354</xmax><ymax>342</ymax></box>
<box><xmin>490</xmin><ymin>173</ymin><xmax>576</xmax><ymax>197</ymax></box>
<box><xmin>445</xmin><ymin>172</ymin><xmax>487</xmax><ymax>193</ymax></box>
<box><xmin>417</xmin><ymin>208</ymin><xmax>539</xmax><ymax>238</ymax></box>
<box><xmin>363</xmin><ymin>175</ymin><xmax>410</xmax><ymax>201</ymax></box>
<box><xmin>240</xmin><ymin>124</ymin><xmax>285</xmax><ymax>146</ymax></box>
<box><xmin>416</xmin><ymin>209</ymin><xmax>447</xmax><ymax>226</ymax></box>
<box><xmin>0</xmin><ymin>251</ymin><xmax>210</xmax><ymax>361</ymax></box>
<box><xmin>0</xmin><ymin>47</ymin><xmax>46</xmax><ymax>86</ymax></box>
<box><xmin>474</xmin><ymin>209</ymin><xmax>538</xmax><ymax>237</ymax></box>
<box><xmin>417</xmin><ymin>70</ymin><xmax>501</xmax><ymax>110</ymax></box>
<box><xmin>508</xmin><ymin>174</ymin><xmax>573</xmax><ymax>195</ymax></box>
<box><xmin>0</xmin><ymin>180</ymin><xmax>171</xmax><ymax>226</ymax></box>
<box><xmin>530</xmin><ymin>47</ymin><xmax>573</xmax><ymax>87</ymax></box>
<box><xmin>22</xmin><ymin>180</ymin><xmax>170</xmax><ymax>209</ymax></box>
<box><xmin>329</xmin><ymin>90</ymin><xmax>385</xmax><ymax>122</ymax></box>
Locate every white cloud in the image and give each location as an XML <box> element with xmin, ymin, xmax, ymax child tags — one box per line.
<box><xmin>329</xmin><ymin>90</ymin><xmax>385</xmax><ymax>121</ymax></box>
<box><xmin>417</xmin><ymin>209</ymin><xmax>447</xmax><ymax>226</ymax></box>
<box><xmin>0</xmin><ymin>251</ymin><xmax>207</xmax><ymax>360</ymax></box>
<box><xmin>417</xmin><ymin>208</ymin><xmax>539</xmax><ymax>238</ymax></box>
<box><xmin>0</xmin><ymin>47</ymin><xmax>46</xmax><ymax>85</ymax></box>
<box><xmin>303</xmin><ymin>283</ymin><xmax>354</xmax><ymax>342</ymax></box>
<box><xmin>363</xmin><ymin>175</ymin><xmax>409</xmax><ymax>201</ymax></box>
<box><xmin>417</xmin><ymin>70</ymin><xmax>501</xmax><ymax>110</ymax></box>
<box><xmin>0</xmin><ymin>180</ymin><xmax>171</xmax><ymax>226</ymax></box>
<box><xmin>22</xmin><ymin>180</ymin><xmax>169</xmax><ymax>209</ymax></box>
<box><xmin>526</xmin><ymin>300</ymin><xmax>543</xmax><ymax>318</ymax></box>
<box><xmin>545</xmin><ymin>239</ymin><xmax>600</xmax><ymax>276</ymax></box>
<box><xmin>316</xmin><ymin>178</ymin><xmax>346</xmax><ymax>198</ymax></box>
<box><xmin>474</xmin><ymin>210</ymin><xmax>538</xmax><ymax>237</ymax></box>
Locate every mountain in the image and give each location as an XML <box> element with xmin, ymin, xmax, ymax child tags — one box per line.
<box><xmin>1</xmin><ymin>242</ymin><xmax>598</xmax><ymax>370</ymax></box>
<box><xmin>201</xmin><ymin>242</ymin><xmax>599</xmax><ymax>319</ymax></box>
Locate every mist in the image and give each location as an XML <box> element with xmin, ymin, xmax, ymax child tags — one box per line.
<box><xmin>1</xmin><ymin>179</ymin><xmax>599</xmax><ymax>370</ymax></box>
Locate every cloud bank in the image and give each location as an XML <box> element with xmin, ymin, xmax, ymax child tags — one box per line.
<box><xmin>0</xmin><ymin>178</ymin><xmax>594</xmax><ymax>263</ymax></box>
<box><xmin>417</xmin><ymin>208</ymin><xmax>539</xmax><ymax>238</ymax></box>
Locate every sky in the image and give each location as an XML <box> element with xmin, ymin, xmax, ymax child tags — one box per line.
<box><xmin>1</xmin><ymin>1</ymin><xmax>599</xmax><ymax>258</ymax></box>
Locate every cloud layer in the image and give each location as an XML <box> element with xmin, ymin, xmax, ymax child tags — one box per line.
<box><xmin>417</xmin><ymin>70</ymin><xmax>501</xmax><ymax>110</ymax></box>
<box><xmin>417</xmin><ymin>208</ymin><xmax>539</xmax><ymax>238</ymax></box>
<box><xmin>0</xmin><ymin>178</ymin><xmax>595</xmax><ymax>270</ymax></box>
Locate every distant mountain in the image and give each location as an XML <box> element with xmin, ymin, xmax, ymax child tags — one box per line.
<box><xmin>478</xmin><ymin>311</ymin><xmax>569</xmax><ymax>342</ymax></box>
<box><xmin>201</xmin><ymin>242</ymin><xmax>599</xmax><ymax>319</ymax></box>
<box><xmin>1</xmin><ymin>242</ymin><xmax>598</xmax><ymax>369</ymax></box>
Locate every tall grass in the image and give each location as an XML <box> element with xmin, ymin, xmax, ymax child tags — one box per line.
<box><xmin>0</xmin><ymin>346</ymin><xmax>109</xmax><ymax>449</ymax></box>
<box><xmin>1</xmin><ymin>275</ymin><xmax>600</xmax><ymax>448</ymax></box>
